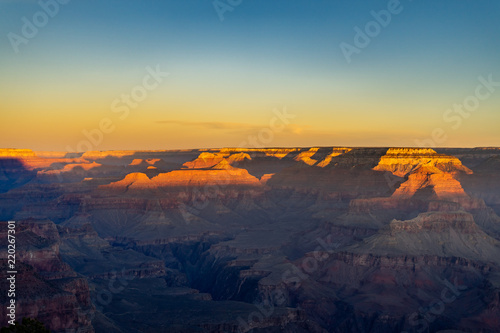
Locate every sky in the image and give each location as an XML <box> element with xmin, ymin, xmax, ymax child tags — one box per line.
<box><xmin>0</xmin><ymin>0</ymin><xmax>499</xmax><ymax>151</ymax></box>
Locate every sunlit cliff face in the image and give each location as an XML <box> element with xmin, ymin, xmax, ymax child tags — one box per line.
<box><xmin>0</xmin><ymin>147</ymin><xmax>475</xmax><ymax>201</ymax></box>
<box><xmin>373</xmin><ymin>148</ymin><xmax>473</xmax><ymax>177</ymax></box>
<box><xmin>371</xmin><ymin>148</ymin><xmax>473</xmax><ymax>200</ymax></box>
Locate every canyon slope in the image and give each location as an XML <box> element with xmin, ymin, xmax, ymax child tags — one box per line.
<box><xmin>1</xmin><ymin>147</ymin><xmax>500</xmax><ymax>333</ymax></box>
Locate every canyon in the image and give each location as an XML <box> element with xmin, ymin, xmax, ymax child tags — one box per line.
<box><xmin>1</xmin><ymin>147</ymin><xmax>500</xmax><ymax>332</ymax></box>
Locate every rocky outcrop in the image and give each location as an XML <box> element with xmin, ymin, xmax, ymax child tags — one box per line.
<box><xmin>259</xmin><ymin>173</ymin><xmax>275</xmax><ymax>184</ymax></box>
<box><xmin>390</xmin><ymin>211</ymin><xmax>478</xmax><ymax>233</ymax></box>
<box><xmin>98</xmin><ymin>172</ymin><xmax>158</xmax><ymax>192</ymax></box>
<box><xmin>183</xmin><ymin>152</ymin><xmax>253</xmax><ymax>170</ymax></box>
<box><xmin>294</xmin><ymin>147</ymin><xmax>320</xmax><ymax>166</ymax></box>
<box><xmin>316</xmin><ymin>148</ymin><xmax>352</xmax><ymax>167</ymax></box>
<box><xmin>0</xmin><ymin>220</ymin><xmax>94</xmax><ymax>333</ymax></box>
<box><xmin>182</xmin><ymin>152</ymin><xmax>229</xmax><ymax>169</ymax></box>
<box><xmin>392</xmin><ymin>165</ymin><xmax>469</xmax><ymax>200</ymax></box>
<box><xmin>219</xmin><ymin>148</ymin><xmax>299</xmax><ymax>160</ymax></box>
<box><xmin>374</xmin><ymin>148</ymin><xmax>473</xmax><ymax>177</ymax></box>
<box><xmin>98</xmin><ymin>167</ymin><xmax>263</xmax><ymax>194</ymax></box>
<box><xmin>0</xmin><ymin>149</ymin><xmax>38</xmax><ymax>158</ymax></box>
<box><xmin>81</xmin><ymin>150</ymin><xmax>137</xmax><ymax>159</ymax></box>
<box><xmin>151</xmin><ymin>168</ymin><xmax>262</xmax><ymax>187</ymax></box>
<box><xmin>226</xmin><ymin>152</ymin><xmax>252</xmax><ymax>164</ymax></box>
<box><xmin>355</xmin><ymin>210</ymin><xmax>500</xmax><ymax>264</ymax></box>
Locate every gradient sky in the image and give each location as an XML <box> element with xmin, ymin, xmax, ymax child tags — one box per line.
<box><xmin>0</xmin><ymin>0</ymin><xmax>499</xmax><ymax>151</ymax></box>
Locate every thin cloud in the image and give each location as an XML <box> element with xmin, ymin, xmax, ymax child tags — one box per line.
<box><xmin>156</xmin><ymin>120</ymin><xmax>261</xmax><ymax>131</ymax></box>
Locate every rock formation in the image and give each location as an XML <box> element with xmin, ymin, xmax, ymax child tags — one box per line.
<box><xmin>1</xmin><ymin>147</ymin><xmax>500</xmax><ymax>332</ymax></box>
<box><xmin>0</xmin><ymin>220</ymin><xmax>94</xmax><ymax>333</ymax></box>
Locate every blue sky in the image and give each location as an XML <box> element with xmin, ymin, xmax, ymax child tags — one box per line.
<box><xmin>1</xmin><ymin>0</ymin><xmax>499</xmax><ymax>150</ymax></box>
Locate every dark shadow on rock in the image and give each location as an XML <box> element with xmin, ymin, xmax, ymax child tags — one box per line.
<box><xmin>0</xmin><ymin>158</ymin><xmax>36</xmax><ymax>193</ymax></box>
